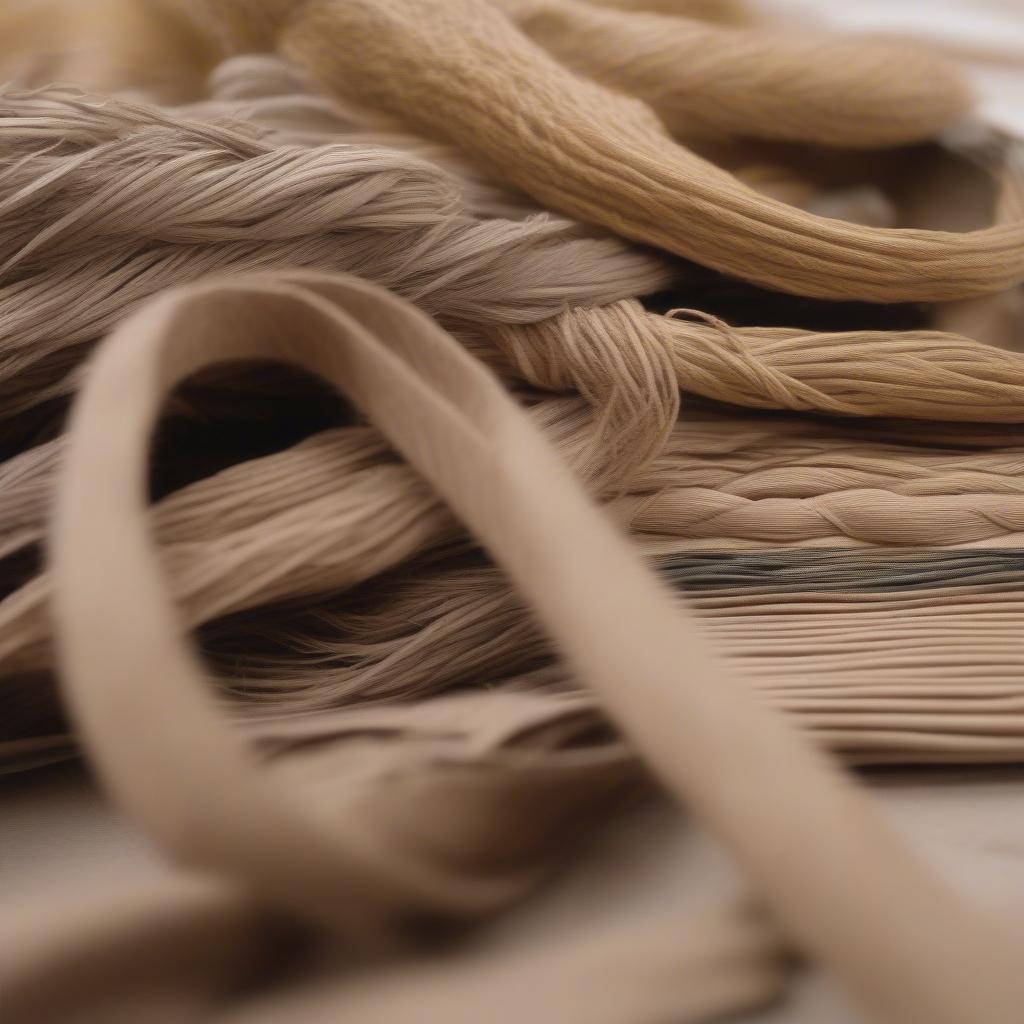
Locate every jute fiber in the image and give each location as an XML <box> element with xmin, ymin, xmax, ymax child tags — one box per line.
<box><xmin>1</xmin><ymin>2</ymin><xmax>1023</xmax><ymax>1023</ymax></box>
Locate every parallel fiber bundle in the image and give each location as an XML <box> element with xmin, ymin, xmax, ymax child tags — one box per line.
<box><xmin>1</xmin><ymin>3</ymin><xmax>1023</xmax><ymax>1023</ymax></box>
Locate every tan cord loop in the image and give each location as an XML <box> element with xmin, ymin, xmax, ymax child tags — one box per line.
<box><xmin>51</xmin><ymin>271</ymin><xmax>1024</xmax><ymax>1023</ymax></box>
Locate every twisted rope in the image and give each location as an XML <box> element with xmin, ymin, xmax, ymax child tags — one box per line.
<box><xmin>201</xmin><ymin>0</ymin><xmax>1024</xmax><ymax>301</ymax></box>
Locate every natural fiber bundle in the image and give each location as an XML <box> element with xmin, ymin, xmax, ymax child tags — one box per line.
<box><xmin>12</xmin><ymin>270</ymin><xmax>1018</xmax><ymax>1024</ymax></box>
<box><xmin>505</xmin><ymin>0</ymin><xmax>970</xmax><ymax>146</ymax></box>
<box><xmin>3</xmin><ymin>3</ymin><xmax>1024</xmax><ymax>1024</ymax></box>
<box><xmin>198</xmin><ymin>0</ymin><xmax>1024</xmax><ymax>300</ymax></box>
<box><xmin>220</xmin><ymin>554</ymin><xmax>1024</xmax><ymax>764</ymax></box>
<box><xmin>7</xmin><ymin>405</ymin><xmax>1024</xmax><ymax>575</ymax></box>
<box><xmin>627</xmin><ymin>489</ymin><xmax>1024</xmax><ymax>545</ymax></box>
<box><xmin>6</xmin><ymin>404</ymin><xmax>1024</xmax><ymax>774</ymax></box>
<box><xmin>0</xmin><ymin>84</ymin><xmax>673</xmax><ymax>417</ymax></box>
<box><xmin>495</xmin><ymin>299</ymin><xmax>1024</xmax><ymax>421</ymax></box>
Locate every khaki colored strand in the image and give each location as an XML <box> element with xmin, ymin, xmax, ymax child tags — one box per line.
<box><xmin>201</xmin><ymin>0</ymin><xmax>1024</xmax><ymax>301</ymax></box>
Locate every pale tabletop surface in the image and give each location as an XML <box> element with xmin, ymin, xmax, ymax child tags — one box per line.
<box><xmin>5</xmin><ymin>762</ymin><xmax>1024</xmax><ymax>1022</ymax></box>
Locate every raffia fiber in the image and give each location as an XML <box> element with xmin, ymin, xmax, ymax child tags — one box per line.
<box><xmin>1</xmin><ymin>3</ymin><xmax>1024</xmax><ymax>1023</ymax></box>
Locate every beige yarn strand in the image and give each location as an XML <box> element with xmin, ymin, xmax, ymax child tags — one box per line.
<box><xmin>203</xmin><ymin>0</ymin><xmax>1024</xmax><ymax>301</ymax></box>
<box><xmin>505</xmin><ymin>0</ymin><xmax>971</xmax><ymax>147</ymax></box>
